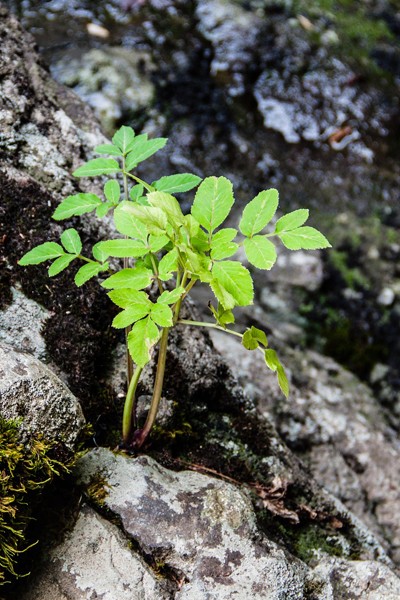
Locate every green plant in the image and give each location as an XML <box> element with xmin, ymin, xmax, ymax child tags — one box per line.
<box><xmin>19</xmin><ymin>125</ymin><xmax>331</xmax><ymax>450</ymax></box>
<box><xmin>0</xmin><ymin>417</ymin><xmax>72</xmax><ymax>584</ymax></box>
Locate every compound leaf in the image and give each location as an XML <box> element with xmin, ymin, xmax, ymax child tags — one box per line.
<box><xmin>112</xmin><ymin>126</ymin><xmax>136</xmax><ymax>154</ymax></box>
<box><xmin>108</xmin><ymin>289</ymin><xmax>150</xmax><ymax>309</ymax></box>
<box><xmin>125</xmin><ymin>137</ymin><xmax>167</xmax><ymax>170</ymax></box>
<box><xmin>158</xmin><ymin>287</ymin><xmax>185</xmax><ymax>305</ymax></box>
<box><xmin>210</xmin><ymin>228</ymin><xmax>238</xmax><ymax>260</ymax></box>
<box><xmin>147</xmin><ymin>191</ymin><xmax>184</xmax><ymax>226</ymax></box>
<box><xmin>243</xmin><ymin>236</ymin><xmax>277</xmax><ymax>270</ymax></box>
<box><xmin>96</xmin><ymin>239</ymin><xmax>148</xmax><ymax>259</ymax></box>
<box><xmin>61</xmin><ymin>228</ymin><xmax>82</xmax><ymax>255</ymax></box>
<box><xmin>101</xmin><ymin>267</ymin><xmax>153</xmax><ymax>290</ymax></box>
<box><xmin>191</xmin><ymin>176</ymin><xmax>234</xmax><ymax>233</ymax></box>
<box><xmin>75</xmin><ymin>262</ymin><xmax>106</xmax><ymax>287</ymax></box>
<box><xmin>48</xmin><ymin>254</ymin><xmax>76</xmax><ymax>277</ymax></box>
<box><xmin>239</xmin><ymin>189</ymin><xmax>279</xmax><ymax>237</ymax></box>
<box><xmin>94</xmin><ymin>144</ymin><xmax>122</xmax><ymax>156</ymax></box>
<box><xmin>114</xmin><ymin>202</ymin><xmax>147</xmax><ymax>240</ymax></box>
<box><xmin>19</xmin><ymin>242</ymin><xmax>64</xmax><ymax>265</ymax></box>
<box><xmin>275</xmin><ymin>209</ymin><xmax>309</xmax><ymax>233</ymax></box>
<box><xmin>212</xmin><ymin>261</ymin><xmax>253</xmax><ymax>307</ymax></box>
<box><xmin>112</xmin><ymin>303</ymin><xmax>151</xmax><ymax>328</ymax></box>
<box><xmin>73</xmin><ymin>158</ymin><xmax>120</xmax><ymax>178</ymax></box>
<box><xmin>279</xmin><ymin>226</ymin><xmax>331</xmax><ymax>250</ymax></box>
<box><xmin>158</xmin><ymin>248</ymin><xmax>179</xmax><ymax>281</ymax></box>
<box><xmin>104</xmin><ymin>180</ymin><xmax>120</xmax><ymax>204</ymax></box>
<box><xmin>152</xmin><ymin>173</ymin><xmax>201</xmax><ymax>194</ymax></box>
<box><xmin>127</xmin><ymin>316</ymin><xmax>159</xmax><ymax>368</ymax></box>
<box><xmin>52</xmin><ymin>193</ymin><xmax>102</xmax><ymax>220</ymax></box>
<box><xmin>150</xmin><ymin>303</ymin><xmax>173</xmax><ymax>327</ymax></box>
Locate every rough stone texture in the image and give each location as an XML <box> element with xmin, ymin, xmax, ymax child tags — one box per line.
<box><xmin>73</xmin><ymin>448</ymin><xmax>400</xmax><ymax>600</ymax></box>
<box><xmin>21</xmin><ymin>505</ymin><xmax>171</xmax><ymax>600</ymax></box>
<box><xmin>0</xmin><ymin>343</ymin><xmax>85</xmax><ymax>449</ymax></box>
<box><xmin>210</xmin><ymin>330</ymin><xmax>400</xmax><ymax>566</ymax></box>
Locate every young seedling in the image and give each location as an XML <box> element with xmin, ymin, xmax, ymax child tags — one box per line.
<box><xmin>19</xmin><ymin>125</ymin><xmax>331</xmax><ymax>450</ymax></box>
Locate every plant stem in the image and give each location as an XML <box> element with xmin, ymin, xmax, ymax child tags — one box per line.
<box><xmin>122</xmin><ymin>159</ymin><xmax>134</xmax><ymax>384</ymax></box>
<box><xmin>122</xmin><ymin>366</ymin><xmax>143</xmax><ymax>444</ymax></box>
<box><xmin>177</xmin><ymin>319</ymin><xmax>243</xmax><ymax>340</ymax></box>
<box><xmin>133</xmin><ymin>327</ymin><xmax>170</xmax><ymax>449</ymax></box>
<box><xmin>124</xmin><ymin>170</ymin><xmax>154</xmax><ymax>193</ymax></box>
<box><xmin>149</xmin><ymin>254</ymin><xmax>164</xmax><ymax>295</ymax></box>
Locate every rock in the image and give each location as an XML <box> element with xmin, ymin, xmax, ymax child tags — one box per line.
<box><xmin>210</xmin><ymin>330</ymin><xmax>400</xmax><ymax>565</ymax></box>
<box><xmin>377</xmin><ymin>286</ymin><xmax>395</xmax><ymax>306</ymax></box>
<box><xmin>0</xmin><ymin>343</ymin><xmax>85</xmax><ymax>450</ymax></box>
<box><xmin>53</xmin><ymin>48</ymin><xmax>155</xmax><ymax>134</ymax></box>
<box><xmin>21</xmin><ymin>505</ymin><xmax>171</xmax><ymax>600</ymax></box>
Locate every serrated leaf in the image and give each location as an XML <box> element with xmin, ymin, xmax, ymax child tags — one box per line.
<box><xmin>191</xmin><ymin>176</ymin><xmax>234</xmax><ymax>233</ymax></box>
<box><xmin>242</xmin><ymin>326</ymin><xmax>268</xmax><ymax>350</ymax></box>
<box><xmin>212</xmin><ymin>261</ymin><xmax>253</xmax><ymax>307</ymax></box>
<box><xmin>108</xmin><ymin>289</ymin><xmax>150</xmax><ymax>309</ymax></box>
<box><xmin>152</xmin><ymin>173</ymin><xmax>201</xmax><ymax>194</ymax></box>
<box><xmin>92</xmin><ymin>242</ymin><xmax>110</xmax><ymax>262</ymax></box>
<box><xmin>18</xmin><ymin>242</ymin><xmax>64</xmax><ymax>265</ymax></box>
<box><xmin>96</xmin><ymin>239</ymin><xmax>148</xmax><ymax>259</ymax></box>
<box><xmin>96</xmin><ymin>201</ymin><xmax>114</xmax><ymax>218</ymax></box>
<box><xmin>275</xmin><ymin>209</ymin><xmax>309</xmax><ymax>233</ymax></box>
<box><xmin>210</xmin><ymin>228</ymin><xmax>238</xmax><ymax>260</ymax></box>
<box><xmin>130</xmin><ymin>184</ymin><xmax>144</xmax><ymax>202</ymax></box>
<box><xmin>150</xmin><ymin>303</ymin><xmax>173</xmax><ymax>327</ymax></box>
<box><xmin>74</xmin><ymin>263</ymin><xmax>103</xmax><ymax>287</ymax></box>
<box><xmin>210</xmin><ymin>304</ymin><xmax>235</xmax><ymax>327</ymax></box>
<box><xmin>94</xmin><ymin>144</ymin><xmax>122</xmax><ymax>156</ymax></box>
<box><xmin>210</xmin><ymin>278</ymin><xmax>236</xmax><ymax>310</ymax></box>
<box><xmin>127</xmin><ymin>316</ymin><xmax>160</xmax><ymax>368</ymax></box>
<box><xmin>112</xmin><ymin>126</ymin><xmax>136</xmax><ymax>154</ymax></box>
<box><xmin>147</xmin><ymin>191</ymin><xmax>184</xmax><ymax>226</ymax></box>
<box><xmin>279</xmin><ymin>226</ymin><xmax>332</xmax><ymax>250</ymax></box>
<box><xmin>239</xmin><ymin>189</ymin><xmax>279</xmax><ymax>237</ymax></box>
<box><xmin>125</xmin><ymin>137</ymin><xmax>168</xmax><ymax>170</ymax></box>
<box><xmin>149</xmin><ymin>234</ymin><xmax>170</xmax><ymax>253</ymax></box>
<box><xmin>101</xmin><ymin>267</ymin><xmax>153</xmax><ymax>290</ymax></box>
<box><xmin>243</xmin><ymin>236</ymin><xmax>277</xmax><ymax>270</ymax></box>
<box><xmin>112</xmin><ymin>303</ymin><xmax>152</xmax><ymax>328</ymax></box>
<box><xmin>114</xmin><ymin>202</ymin><xmax>148</xmax><ymax>240</ymax></box>
<box><xmin>120</xmin><ymin>203</ymin><xmax>167</xmax><ymax>235</ymax></box>
<box><xmin>52</xmin><ymin>193</ymin><xmax>102</xmax><ymax>220</ymax></box>
<box><xmin>158</xmin><ymin>248</ymin><xmax>179</xmax><ymax>280</ymax></box>
<box><xmin>158</xmin><ymin>287</ymin><xmax>185</xmax><ymax>305</ymax></box>
<box><xmin>277</xmin><ymin>366</ymin><xmax>289</xmax><ymax>398</ymax></box>
<box><xmin>48</xmin><ymin>254</ymin><xmax>76</xmax><ymax>277</ymax></box>
<box><xmin>61</xmin><ymin>228</ymin><xmax>82</xmax><ymax>254</ymax></box>
<box><xmin>104</xmin><ymin>180</ymin><xmax>120</xmax><ymax>204</ymax></box>
<box><xmin>73</xmin><ymin>158</ymin><xmax>120</xmax><ymax>178</ymax></box>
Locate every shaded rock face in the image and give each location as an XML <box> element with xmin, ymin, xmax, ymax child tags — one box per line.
<box><xmin>0</xmin><ymin>343</ymin><xmax>85</xmax><ymax>449</ymax></box>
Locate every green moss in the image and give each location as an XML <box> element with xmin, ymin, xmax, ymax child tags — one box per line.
<box><xmin>0</xmin><ymin>418</ymin><xmax>73</xmax><ymax>584</ymax></box>
<box><xmin>85</xmin><ymin>475</ymin><xmax>110</xmax><ymax>507</ymax></box>
<box><xmin>329</xmin><ymin>250</ymin><xmax>369</xmax><ymax>289</ymax></box>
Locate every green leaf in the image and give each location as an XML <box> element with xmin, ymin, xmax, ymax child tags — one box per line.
<box><xmin>94</xmin><ymin>144</ymin><xmax>122</xmax><ymax>156</ymax></box>
<box><xmin>150</xmin><ymin>303</ymin><xmax>173</xmax><ymax>327</ymax></box>
<box><xmin>210</xmin><ymin>228</ymin><xmax>238</xmax><ymax>260</ymax></box>
<box><xmin>18</xmin><ymin>242</ymin><xmax>64</xmax><ymax>265</ymax></box>
<box><xmin>112</xmin><ymin>126</ymin><xmax>136</xmax><ymax>154</ymax></box>
<box><xmin>242</xmin><ymin>326</ymin><xmax>268</xmax><ymax>350</ymax></box>
<box><xmin>61</xmin><ymin>228</ymin><xmax>82</xmax><ymax>254</ymax></box>
<box><xmin>114</xmin><ymin>202</ymin><xmax>148</xmax><ymax>240</ymax></box>
<box><xmin>112</xmin><ymin>303</ymin><xmax>152</xmax><ymax>328</ymax></box>
<box><xmin>278</xmin><ymin>226</ymin><xmax>332</xmax><ymax>250</ymax></box>
<box><xmin>129</xmin><ymin>184</ymin><xmax>144</xmax><ymax>202</ymax></box>
<box><xmin>210</xmin><ymin>278</ymin><xmax>236</xmax><ymax>310</ymax></box>
<box><xmin>158</xmin><ymin>248</ymin><xmax>179</xmax><ymax>280</ymax></box>
<box><xmin>125</xmin><ymin>137</ymin><xmax>168</xmax><ymax>170</ymax></box>
<box><xmin>152</xmin><ymin>173</ymin><xmax>201</xmax><ymax>194</ymax></box>
<box><xmin>210</xmin><ymin>304</ymin><xmax>235</xmax><ymax>327</ymax></box>
<box><xmin>277</xmin><ymin>366</ymin><xmax>289</xmax><ymax>398</ymax></box>
<box><xmin>96</xmin><ymin>239</ymin><xmax>148</xmax><ymax>259</ymax></box>
<box><xmin>101</xmin><ymin>267</ymin><xmax>153</xmax><ymax>290</ymax></box>
<box><xmin>48</xmin><ymin>254</ymin><xmax>76</xmax><ymax>277</ymax></box>
<box><xmin>239</xmin><ymin>189</ymin><xmax>279</xmax><ymax>237</ymax></box>
<box><xmin>147</xmin><ymin>191</ymin><xmax>184</xmax><ymax>226</ymax></box>
<box><xmin>96</xmin><ymin>201</ymin><xmax>114</xmax><ymax>218</ymax></box>
<box><xmin>191</xmin><ymin>176</ymin><xmax>234</xmax><ymax>233</ymax></box>
<box><xmin>73</xmin><ymin>158</ymin><xmax>120</xmax><ymax>178</ymax></box>
<box><xmin>74</xmin><ymin>263</ymin><xmax>104</xmax><ymax>287</ymax></box>
<box><xmin>92</xmin><ymin>242</ymin><xmax>110</xmax><ymax>263</ymax></box>
<box><xmin>148</xmin><ymin>234</ymin><xmax>170</xmax><ymax>253</ymax></box>
<box><xmin>119</xmin><ymin>203</ymin><xmax>167</xmax><ymax>235</ymax></box>
<box><xmin>212</xmin><ymin>261</ymin><xmax>253</xmax><ymax>307</ymax></box>
<box><xmin>158</xmin><ymin>287</ymin><xmax>185</xmax><ymax>305</ymax></box>
<box><xmin>52</xmin><ymin>193</ymin><xmax>102</xmax><ymax>220</ymax></box>
<box><xmin>128</xmin><ymin>316</ymin><xmax>159</xmax><ymax>368</ymax></box>
<box><xmin>243</xmin><ymin>236</ymin><xmax>277</xmax><ymax>270</ymax></box>
<box><xmin>275</xmin><ymin>209</ymin><xmax>309</xmax><ymax>233</ymax></box>
<box><xmin>104</xmin><ymin>180</ymin><xmax>120</xmax><ymax>204</ymax></box>
<box><xmin>108</xmin><ymin>289</ymin><xmax>150</xmax><ymax>309</ymax></box>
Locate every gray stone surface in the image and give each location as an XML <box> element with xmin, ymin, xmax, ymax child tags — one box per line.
<box><xmin>0</xmin><ymin>343</ymin><xmax>85</xmax><ymax>449</ymax></box>
<box><xmin>210</xmin><ymin>330</ymin><xmax>400</xmax><ymax>566</ymax></box>
<box><xmin>22</xmin><ymin>505</ymin><xmax>171</xmax><ymax>600</ymax></box>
